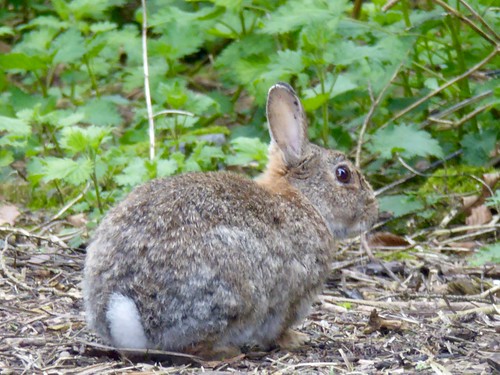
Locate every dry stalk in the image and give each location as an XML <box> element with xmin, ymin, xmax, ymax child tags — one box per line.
<box><xmin>424</xmin><ymin>90</ymin><xmax>493</xmax><ymax>128</ymax></box>
<box><xmin>32</xmin><ymin>182</ymin><xmax>90</xmax><ymax>232</ymax></box>
<box><xmin>380</xmin><ymin>46</ymin><xmax>498</xmax><ymax>129</ymax></box>
<box><xmin>453</xmin><ymin>103</ymin><xmax>493</xmax><ymax>128</ymax></box>
<box><xmin>457</xmin><ymin>0</ymin><xmax>500</xmax><ymax>41</ymax></box>
<box><xmin>432</xmin><ymin>0</ymin><xmax>498</xmax><ymax>45</ymax></box>
<box><xmin>141</xmin><ymin>0</ymin><xmax>155</xmax><ymax>161</ymax></box>
<box><xmin>375</xmin><ymin>150</ymin><xmax>462</xmax><ymax>196</ymax></box>
<box><xmin>153</xmin><ymin>109</ymin><xmax>195</xmax><ymax>118</ymax></box>
<box><xmin>431</xmin><ymin>304</ymin><xmax>500</xmax><ymax>322</ymax></box>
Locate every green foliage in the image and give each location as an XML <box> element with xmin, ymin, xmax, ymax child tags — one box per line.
<box><xmin>470</xmin><ymin>243</ymin><xmax>500</xmax><ymax>266</ymax></box>
<box><xmin>419</xmin><ymin>166</ymin><xmax>496</xmax><ymax>195</ymax></box>
<box><xmin>368</xmin><ymin>124</ymin><xmax>443</xmax><ymax>159</ymax></box>
<box><xmin>0</xmin><ymin>0</ymin><xmax>498</xmax><ymax>268</ymax></box>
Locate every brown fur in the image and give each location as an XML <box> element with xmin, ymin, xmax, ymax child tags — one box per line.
<box><xmin>83</xmin><ymin>83</ymin><xmax>378</xmax><ymax>359</ymax></box>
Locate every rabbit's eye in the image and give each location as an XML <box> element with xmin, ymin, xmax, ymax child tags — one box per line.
<box><xmin>335</xmin><ymin>165</ymin><xmax>351</xmax><ymax>183</ymax></box>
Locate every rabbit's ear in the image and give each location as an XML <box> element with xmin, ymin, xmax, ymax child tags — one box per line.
<box><xmin>267</xmin><ymin>83</ymin><xmax>308</xmax><ymax>167</ymax></box>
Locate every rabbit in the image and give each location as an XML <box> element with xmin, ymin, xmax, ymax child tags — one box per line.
<box><xmin>83</xmin><ymin>82</ymin><xmax>378</xmax><ymax>359</ymax></box>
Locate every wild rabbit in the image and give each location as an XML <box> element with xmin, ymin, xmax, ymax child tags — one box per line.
<box><xmin>83</xmin><ymin>82</ymin><xmax>378</xmax><ymax>359</ymax></box>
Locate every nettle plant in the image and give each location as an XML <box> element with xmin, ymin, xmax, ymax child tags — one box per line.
<box><xmin>0</xmin><ymin>0</ymin><xmax>498</xmax><ymax>228</ymax></box>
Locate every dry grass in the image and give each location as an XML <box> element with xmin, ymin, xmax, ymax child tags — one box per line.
<box><xmin>0</xmin><ymin>223</ymin><xmax>499</xmax><ymax>374</ymax></box>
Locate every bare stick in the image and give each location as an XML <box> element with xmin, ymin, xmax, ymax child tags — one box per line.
<box><xmin>453</xmin><ymin>103</ymin><xmax>493</xmax><ymax>127</ymax></box>
<box><xmin>32</xmin><ymin>182</ymin><xmax>90</xmax><ymax>232</ymax></box>
<box><xmin>379</xmin><ymin>46</ymin><xmax>498</xmax><ymax>129</ymax></box>
<box><xmin>424</xmin><ymin>90</ymin><xmax>493</xmax><ymax>128</ymax></box>
<box><xmin>141</xmin><ymin>0</ymin><xmax>155</xmax><ymax>161</ymax></box>
<box><xmin>355</xmin><ymin>61</ymin><xmax>405</xmax><ymax>167</ymax></box>
<box><xmin>432</xmin><ymin>0</ymin><xmax>497</xmax><ymax>46</ymax></box>
<box><xmin>431</xmin><ymin>304</ymin><xmax>499</xmax><ymax>322</ymax></box>
<box><xmin>457</xmin><ymin>0</ymin><xmax>500</xmax><ymax>42</ymax></box>
<box><xmin>382</xmin><ymin>0</ymin><xmax>402</xmax><ymax>12</ymax></box>
<box><xmin>153</xmin><ymin>109</ymin><xmax>195</xmax><ymax>118</ymax></box>
<box><xmin>375</xmin><ymin>150</ymin><xmax>462</xmax><ymax>196</ymax></box>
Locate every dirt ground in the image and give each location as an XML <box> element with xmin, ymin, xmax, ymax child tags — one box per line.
<box><xmin>1</xmin><ymin>224</ymin><xmax>499</xmax><ymax>374</ymax></box>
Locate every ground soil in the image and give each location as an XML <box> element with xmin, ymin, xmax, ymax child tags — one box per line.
<box><xmin>0</xmin><ymin>225</ymin><xmax>499</xmax><ymax>374</ymax></box>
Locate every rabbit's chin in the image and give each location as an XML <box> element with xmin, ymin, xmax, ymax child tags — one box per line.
<box><xmin>326</xmin><ymin>221</ymin><xmax>372</xmax><ymax>239</ymax></box>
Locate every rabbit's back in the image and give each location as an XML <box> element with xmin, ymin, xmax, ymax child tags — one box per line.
<box><xmin>84</xmin><ymin>171</ymin><xmax>333</xmax><ymax>351</ymax></box>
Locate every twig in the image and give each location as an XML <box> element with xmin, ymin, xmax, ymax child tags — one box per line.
<box><xmin>0</xmin><ymin>227</ymin><xmax>69</xmax><ymax>249</ymax></box>
<box><xmin>458</xmin><ymin>0</ymin><xmax>500</xmax><ymax>41</ymax></box>
<box><xmin>477</xmin><ymin>285</ymin><xmax>500</xmax><ymax>299</ymax></box>
<box><xmin>32</xmin><ymin>182</ymin><xmax>90</xmax><ymax>232</ymax></box>
<box><xmin>430</xmin><ymin>220</ymin><xmax>500</xmax><ymax>237</ymax></box>
<box><xmin>355</xmin><ymin>61</ymin><xmax>405</xmax><ymax>167</ymax></box>
<box><xmin>432</xmin><ymin>0</ymin><xmax>497</xmax><ymax>46</ymax></box>
<box><xmin>431</xmin><ymin>304</ymin><xmax>500</xmax><ymax>322</ymax></box>
<box><xmin>423</xmin><ymin>90</ymin><xmax>493</xmax><ymax>128</ymax></box>
<box><xmin>375</xmin><ymin>150</ymin><xmax>462</xmax><ymax>196</ymax></box>
<box><xmin>153</xmin><ymin>109</ymin><xmax>195</xmax><ymax>118</ymax></box>
<box><xmin>439</xmin><ymin>227</ymin><xmax>499</xmax><ymax>244</ymax></box>
<box><xmin>1</xmin><ymin>233</ymin><xmax>35</xmax><ymax>291</ymax></box>
<box><xmin>382</xmin><ymin>0</ymin><xmax>402</xmax><ymax>12</ymax></box>
<box><xmin>322</xmin><ymin>296</ymin><xmax>493</xmax><ymax>313</ymax></box>
<box><xmin>375</xmin><ymin>292</ymin><xmax>492</xmax><ymax>304</ymax></box>
<box><xmin>361</xmin><ymin>235</ymin><xmax>402</xmax><ymax>284</ymax></box>
<box><xmin>453</xmin><ymin>103</ymin><xmax>493</xmax><ymax>127</ymax></box>
<box><xmin>141</xmin><ymin>0</ymin><xmax>155</xmax><ymax>161</ymax></box>
<box><xmin>379</xmin><ymin>46</ymin><xmax>498</xmax><ymax>129</ymax></box>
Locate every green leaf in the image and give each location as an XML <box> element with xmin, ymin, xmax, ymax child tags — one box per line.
<box><xmin>61</xmin><ymin>125</ymin><xmax>111</xmax><ymax>154</ymax></box>
<box><xmin>80</xmin><ymin>99</ymin><xmax>122</xmax><ymax>127</ymax></box>
<box><xmin>301</xmin><ymin>93</ymin><xmax>330</xmax><ymax>112</ymax></box>
<box><xmin>0</xmin><ymin>150</ymin><xmax>14</xmax><ymax>167</ymax></box>
<box><xmin>0</xmin><ymin>26</ymin><xmax>14</xmax><ymax>37</ymax></box>
<box><xmin>461</xmin><ymin>128</ymin><xmax>498</xmax><ymax>166</ymax></box>
<box><xmin>470</xmin><ymin>242</ymin><xmax>500</xmax><ymax>266</ymax></box>
<box><xmin>369</xmin><ymin>123</ymin><xmax>443</xmax><ymax>159</ymax></box>
<box><xmin>262</xmin><ymin>0</ymin><xmax>346</xmax><ymax>34</ymax></box>
<box><xmin>207</xmin><ymin>0</ymin><xmax>243</xmax><ymax>11</ymax></box>
<box><xmin>0</xmin><ymin>115</ymin><xmax>31</xmax><ymax>136</ymax></box>
<box><xmin>90</xmin><ymin>21</ymin><xmax>117</xmax><ymax>33</ymax></box>
<box><xmin>378</xmin><ymin>194</ymin><xmax>424</xmax><ymax>217</ymax></box>
<box><xmin>41</xmin><ymin>157</ymin><xmax>93</xmax><ymax>185</ymax></box>
<box><xmin>485</xmin><ymin>189</ymin><xmax>500</xmax><ymax>208</ymax></box>
<box><xmin>114</xmin><ymin>158</ymin><xmax>148</xmax><ymax>187</ymax></box>
<box><xmin>52</xmin><ymin>28</ymin><xmax>86</xmax><ymax>64</ymax></box>
<box><xmin>227</xmin><ymin>137</ymin><xmax>268</xmax><ymax>168</ymax></box>
<box><xmin>156</xmin><ymin>159</ymin><xmax>177</xmax><ymax>177</ymax></box>
<box><xmin>0</xmin><ymin>53</ymin><xmax>45</xmax><ymax>70</ymax></box>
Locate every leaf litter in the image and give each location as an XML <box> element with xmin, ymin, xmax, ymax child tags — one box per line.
<box><xmin>0</xmin><ymin>212</ymin><xmax>498</xmax><ymax>374</ymax></box>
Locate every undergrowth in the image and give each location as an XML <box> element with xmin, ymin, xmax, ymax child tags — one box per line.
<box><xmin>0</xmin><ymin>0</ymin><xmax>498</xmax><ymax>247</ymax></box>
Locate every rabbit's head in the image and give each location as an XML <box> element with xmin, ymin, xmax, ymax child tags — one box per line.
<box><xmin>258</xmin><ymin>83</ymin><xmax>378</xmax><ymax>238</ymax></box>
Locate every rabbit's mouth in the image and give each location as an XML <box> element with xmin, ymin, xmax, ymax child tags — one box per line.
<box><xmin>328</xmin><ymin>223</ymin><xmax>371</xmax><ymax>239</ymax></box>
<box><xmin>325</xmin><ymin>217</ymin><xmax>376</xmax><ymax>239</ymax></box>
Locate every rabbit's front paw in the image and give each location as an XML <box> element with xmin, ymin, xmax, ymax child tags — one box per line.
<box><xmin>277</xmin><ymin>329</ymin><xmax>310</xmax><ymax>350</ymax></box>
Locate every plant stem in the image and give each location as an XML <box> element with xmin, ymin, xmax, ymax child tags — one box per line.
<box><xmin>400</xmin><ymin>70</ymin><xmax>412</xmax><ymax>97</ymax></box>
<box><xmin>239</xmin><ymin>10</ymin><xmax>246</xmax><ymax>35</ymax></box>
<box><xmin>352</xmin><ymin>0</ymin><xmax>363</xmax><ymax>19</ymax></box>
<box><xmin>91</xmin><ymin>167</ymin><xmax>103</xmax><ymax>214</ymax></box>
<box><xmin>401</xmin><ymin>0</ymin><xmax>412</xmax><ymax>28</ymax></box>
<box><xmin>319</xmin><ymin>69</ymin><xmax>329</xmax><ymax>147</ymax></box>
<box><xmin>83</xmin><ymin>56</ymin><xmax>100</xmax><ymax>98</ymax></box>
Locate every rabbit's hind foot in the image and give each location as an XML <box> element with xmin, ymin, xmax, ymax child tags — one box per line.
<box><xmin>276</xmin><ymin>329</ymin><xmax>310</xmax><ymax>350</ymax></box>
<box><xmin>186</xmin><ymin>343</ymin><xmax>242</xmax><ymax>361</ymax></box>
